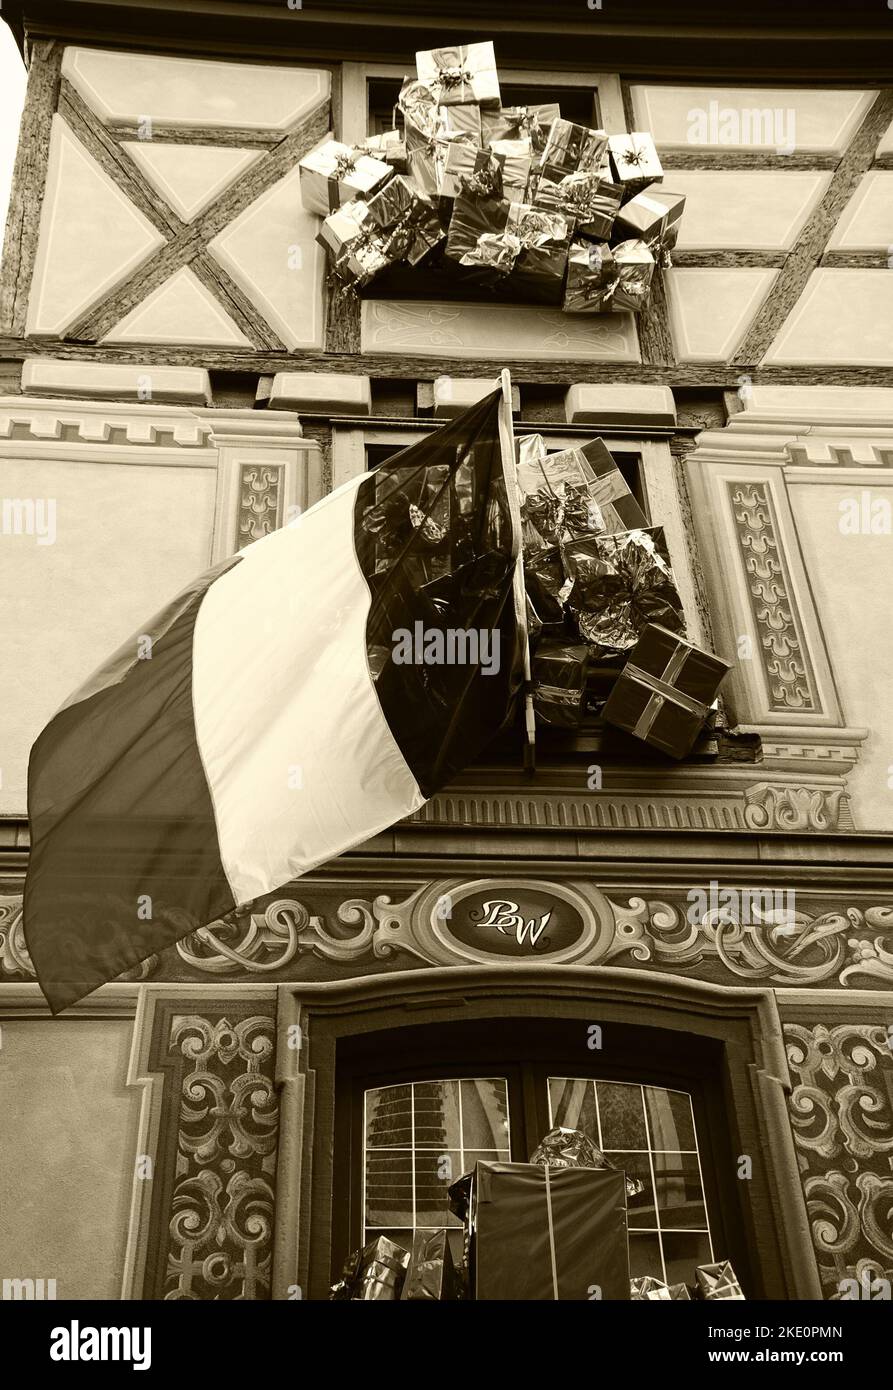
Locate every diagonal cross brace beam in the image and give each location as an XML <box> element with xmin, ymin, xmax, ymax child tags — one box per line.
<box><xmin>66</xmin><ymin>95</ymin><xmax>332</xmax><ymax>344</ymax></box>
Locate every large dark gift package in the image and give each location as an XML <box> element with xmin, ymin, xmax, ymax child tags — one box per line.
<box><xmin>329</xmin><ymin>1235</ymin><xmax>410</xmax><ymax>1300</ymax></box>
<box><xmin>602</xmin><ymin>623</ymin><xmax>730</xmax><ymax>758</ymax></box>
<box><xmin>401</xmin><ymin>1228</ymin><xmax>459</xmax><ymax>1301</ymax></box>
<box><xmin>453</xmin><ymin>1160</ymin><xmax>630</xmax><ymax>1300</ymax></box>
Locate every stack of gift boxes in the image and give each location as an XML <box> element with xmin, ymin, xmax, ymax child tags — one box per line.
<box><xmin>330</xmin><ymin>1126</ymin><xmax>746</xmax><ymax>1301</ymax></box>
<box><xmin>518</xmin><ymin>431</ymin><xmax>731</xmax><ymax>758</ymax></box>
<box><xmin>300</xmin><ymin>39</ymin><xmax>685</xmax><ymax>313</ymax></box>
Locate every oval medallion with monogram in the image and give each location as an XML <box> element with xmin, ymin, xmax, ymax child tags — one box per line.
<box><xmin>416</xmin><ymin>878</ymin><xmax>615</xmax><ymax>966</ymax></box>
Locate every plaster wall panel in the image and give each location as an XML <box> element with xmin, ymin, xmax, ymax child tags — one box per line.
<box><xmin>764</xmin><ymin>270</ymin><xmax>893</xmax><ymax>365</ymax></box>
<box><xmin>360</xmin><ymin>299</ymin><xmax>640</xmax><ymax>360</ymax></box>
<box><xmin>122</xmin><ymin>143</ymin><xmax>264</xmax><ymax>222</ymax></box>
<box><xmin>0</xmin><ymin>454</ymin><xmax>216</xmax><ymax>812</ymax></box>
<box><xmin>62</xmin><ymin>47</ymin><xmax>329</xmax><ymax>130</ymax></box>
<box><xmin>26</xmin><ymin>116</ymin><xmax>164</xmax><ymax>336</ymax></box>
<box><xmin>209</xmin><ymin>166</ymin><xmax>324</xmax><ymax>350</ymax></box>
<box><xmin>103</xmin><ymin>266</ymin><xmax>253</xmax><ymax>346</ymax></box>
<box><xmin>664</xmin><ymin>267</ymin><xmax>777</xmax><ymax>362</ymax></box>
<box><xmin>661</xmin><ymin>170</ymin><xmax>831</xmax><ymax>250</ymax></box>
<box><xmin>630</xmin><ymin>85</ymin><xmax>875</xmax><ymax>154</ymax></box>
<box><xmin>0</xmin><ymin>1018</ymin><xmax>140</xmax><ymax>1300</ymax></box>
<box><xmin>826</xmin><ymin>172</ymin><xmax>893</xmax><ymax>251</ymax></box>
<box><xmin>788</xmin><ymin>478</ymin><xmax>893</xmax><ymax>830</ymax></box>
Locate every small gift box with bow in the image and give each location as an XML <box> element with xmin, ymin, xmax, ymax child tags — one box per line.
<box><xmin>317</xmin><ymin>196</ymin><xmax>370</xmax><ymax>260</ymax></box>
<box><xmin>563</xmin><ymin>240</ymin><xmax>617</xmax><ymax>314</ymax></box>
<box><xmin>416</xmin><ymin>40</ymin><xmax>501</xmax><ymax>107</ymax></box>
<box><xmin>482</xmin><ymin>103</ymin><xmax>561</xmax><ymax>153</ymax></box>
<box><xmin>609</xmin><ymin>239</ymin><xmax>656</xmax><ymax>312</ymax></box>
<box><xmin>602</xmin><ymin>624</ymin><xmax>730</xmax><ymax>758</ymax></box>
<box><xmin>562</xmin><ymin>528</ymin><xmax>686</xmax><ymax>655</ymax></box>
<box><xmin>695</xmin><ymin>1261</ymin><xmax>746</xmax><ymax>1301</ymax></box>
<box><xmin>445</xmin><ymin>192</ymin><xmax>512</xmax><ymax>264</ymax></box>
<box><xmin>607</xmin><ymin>131</ymin><xmax>663</xmax><ymax>193</ymax></box>
<box><xmin>299</xmin><ymin>138</ymin><xmax>393</xmax><ymax>216</ymax></box>
<box><xmin>534</xmin><ymin>170</ymin><xmax>622</xmax><ymax>239</ymax></box>
<box><xmin>440</xmin><ymin>144</ymin><xmax>503</xmax><ymax>200</ymax></box>
<box><xmin>536</xmin><ymin>118</ymin><xmax>608</xmax><ymax>186</ymax></box>
<box><xmin>616</xmin><ymin>188</ymin><xmax>686</xmax><ymax>260</ymax></box>
<box><xmin>362</xmin><ymin>173</ymin><xmax>445</xmax><ymax>267</ymax></box>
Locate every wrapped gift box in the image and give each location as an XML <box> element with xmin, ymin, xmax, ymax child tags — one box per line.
<box><xmin>531</xmin><ymin>640</ymin><xmax>590</xmax><ymax>729</ymax></box>
<box><xmin>329</xmin><ymin>1235</ymin><xmax>410</xmax><ymax>1300</ymax></box>
<box><xmin>440</xmin><ymin>144</ymin><xmax>503</xmax><ymax>200</ymax></box>
<box><xmin>534</xmin><ymin>171</ymin><xmax>622</xmax><ymax>240</ymax></box>
<box><xmin>445</xmin><ymin>191</ymin><xmax>511</xmax><ymax>263</ymax></box>
<box><xmin>564</xmin><ymin>240</ymin><xmax>617</xmax><ymax>313</ymax></box>
<box><xmin>363</xmin><ymin>173</ymin><xmax>444</xmax><ymax>267</ymax></box>
<box><xmin>631</xmin><ymin>1276</ymin><xmax>692</xmax><ymax>1301</ymax></box>
<box><xmin>489</xmin><ymin>138</ymin><xmax>534</xmax><ymax>203</ymax></box>
<box><xmin>524</xmin><ymin>546</ymin><xmax>569</xmax><ymax>624</ymax></box>
<box><xmin>537</xmin><ymin>118</ymin><xmax>608</xmax><ymax>184</ymax></box>
<box><xmin>438</xmin><ymin>103</ymin><xmax>483</xmax><ymax>144</ymax></box>
<box><xmin>609</xmin><ymin>239</ymin><xmax>655</xmax><ymax>312</ymax></box>
<box><xmin>461</xmin><ymin>1161</ymin><xmax>630</xmax><ymax>1300</ymax></box>
<box><xmin>299</xmin><ymin>138</ymin><xmax>392</xmax><ymax>216</ymax></box>
<box><xmin>562</xmin><ymin>527</ymin><xmax>685</xmax><ymax>654</ymax></box>
<box><xmin>482</xmin><ymin>102</ymin><xmax>561</xmax><ymax>152</ymax></box>
<box><xmin>542</xmin><ymin>438</ymin><xmax>648</xmax><ymax>535</ymax></box>
<box><xmin>401</xmin><ymin>1228</ymin><xmax>459</xmax><ymax>1301</ymax></box>
<box><xmin>602</xmin><ymin>623</ymin><xmax>730</xmax><ymax>758</ymax></box>
<box><xmin>696</xmin><ymin>1260</ymin><xmax>745</xmax><ymax>1301</ymax></box>
<box><xmin>359</xmin><ymin>128</ymin><xmax>408</xmax><ymax>173</ymax></box>
<box><xmin>416</xmin><ymin>40</ymin><xmax>501</xmax><ymax>107</ymax></box>
<box><xmin>607</xmin><ymin>132</ymin><xmax>663</xmax><ymax>193</ymax></box>
<box><xmin>616</xmin><ymin>189</ymin><xmax>686</xmax><ymax>264</ymax></box>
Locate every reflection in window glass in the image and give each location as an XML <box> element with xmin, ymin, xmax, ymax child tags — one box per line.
<box><xmin>363</xmin><ymin>1079</ymin><xmax>510</xmax><ymax>1246</ymax></box>
<box><xmin>548</xmin><ymin>1077</ymin><xmax>714</xmax><ymax>1286</ymax></box>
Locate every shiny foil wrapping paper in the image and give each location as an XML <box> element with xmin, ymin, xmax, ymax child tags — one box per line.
<box><xmin>562</xmin><ymin>526</ymin><xmax>686</xmax><ymax>654</ymax></box>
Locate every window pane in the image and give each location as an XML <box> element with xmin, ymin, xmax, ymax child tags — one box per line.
<box><xmin>597</xmin><ymin>1082</ymin><xmax>648</xmax><ymax>1150</ymax></box>
<box><xmin>364</xmin><ymin>1149</ymin><xmax>414</xmax><ymax>1226</ymax></box>
<box><xmin>617</xmin><ymin>1153</ymin><xmax>657</xmax><ymax>1228</ymax></box>
<box><xmin>548</xmin><ymin>1077</ymin><xmax>598</xmax><ymax>1143</ymax></box>
<box><xmin>662</xmin><ymin>1232</ymin><xmax>713</xmax><ymax>1287</ymax></box>
<box><xmin>652</xmin><ymin>1152</ymin><xmax>708</xmax><ymax>1229</ymax></box>
<box><xmin>628</xmin><ymin>1233</ymin><xmax>664</xmax><ymax>1282</ymax></box>
<box><xmin>414</xmin><ymin>1150</ymin><xmax>462</xmax><ymax>1227</ymax></box>
<box><xmin>460</xmin><ymin>1079</ymin><xmax>510</xmax><ymax>1151</ymax></box>
<box><xmin>644</xmin><ymin>1086</ymin><xmax>696</xmax><ymax>1150</ymax></box>
<box><xmin>413</xmin><ymin>1079</ymin><xmax>461</xmax><ymax>1149</ymax></box>
<box><xmin>365</xmin><ymin>1084</ymin><xmax>412</xmax><ymax>1148</ymax></box>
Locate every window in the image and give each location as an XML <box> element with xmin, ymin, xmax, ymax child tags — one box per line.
<box><xmin>548</xmin><ymin>1078</ymin><xmax>714</xmax><ymax>1284</ymax></box>
<box><xmin>366</xmin><ymin>78</ymin><xmax>602</xmax><ymax>136</ymax></box>
<box><xmin>335</xmin><ymin>1015</ymin><xmax>740</xmax><ymax>1293</ymax></box>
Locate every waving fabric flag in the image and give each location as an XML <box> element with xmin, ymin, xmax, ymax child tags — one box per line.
<box><xmin>25</xmin><ymin>387</ymin><xmax>523</xmax><ymax>1012</ymax></box>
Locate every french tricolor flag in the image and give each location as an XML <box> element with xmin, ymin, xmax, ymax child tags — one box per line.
<box><xmin>24</xmin><ymin>383</ymin><xmax>526</xmax><ymax>1012</ymax></box>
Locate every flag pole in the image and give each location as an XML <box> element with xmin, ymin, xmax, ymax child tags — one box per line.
<box><xmin>498</xmin><ymin>367</ymin><xmax>536</xmax><ymax>775</ymax></box>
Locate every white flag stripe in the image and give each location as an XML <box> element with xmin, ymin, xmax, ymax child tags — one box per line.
<box><xmin>191</xmin><ymin>474</ymin><xmax>424</xmax><ymax>904</ymax></box>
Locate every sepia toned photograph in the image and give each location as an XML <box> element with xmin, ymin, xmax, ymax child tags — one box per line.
<box><xmin>0</xmin><ymin>0</ymin><xmax>890</xmax><ymax>1369</ymax></box>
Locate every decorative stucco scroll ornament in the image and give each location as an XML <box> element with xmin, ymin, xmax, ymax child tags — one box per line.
<box><xmin>785</xmin><ymin>1023</ymin><xmax>893</xmax><ymax>1298</ymax></box>
<box><xmin>744</xmin><ymin>783</ymin><xmax>845</xmax><ymax>832</ymax></box>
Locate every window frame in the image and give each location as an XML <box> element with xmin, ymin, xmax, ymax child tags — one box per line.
<box><xmin>337</xmin><ymin>62</ymin><xmax>627</xmax><ymax>148</ymax></box>
<box><xmin>331</xmin><ymin>417</ymin><xmax>709</xmax><ymax>650</ymax></box>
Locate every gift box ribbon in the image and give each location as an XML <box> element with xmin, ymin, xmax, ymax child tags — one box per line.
<box><xmin>625</xmin><ymin>644</ymin><xmax>706</xmax><ymax>739</ymax></box>
<box><xmin>544</xmin><ymin>1167</ymin><xmax>560</xmax><ymax>1300</ymax></box>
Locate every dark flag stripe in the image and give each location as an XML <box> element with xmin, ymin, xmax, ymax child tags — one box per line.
<box><xmin>354</xmin><ymin>389</ymin><xmax>521</xmax><ymax>798</ymax></box>
<box><xmin>24</xmin><ymin>559</ymin><xmax>240</xmax><ymax>1013</ymax></box>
